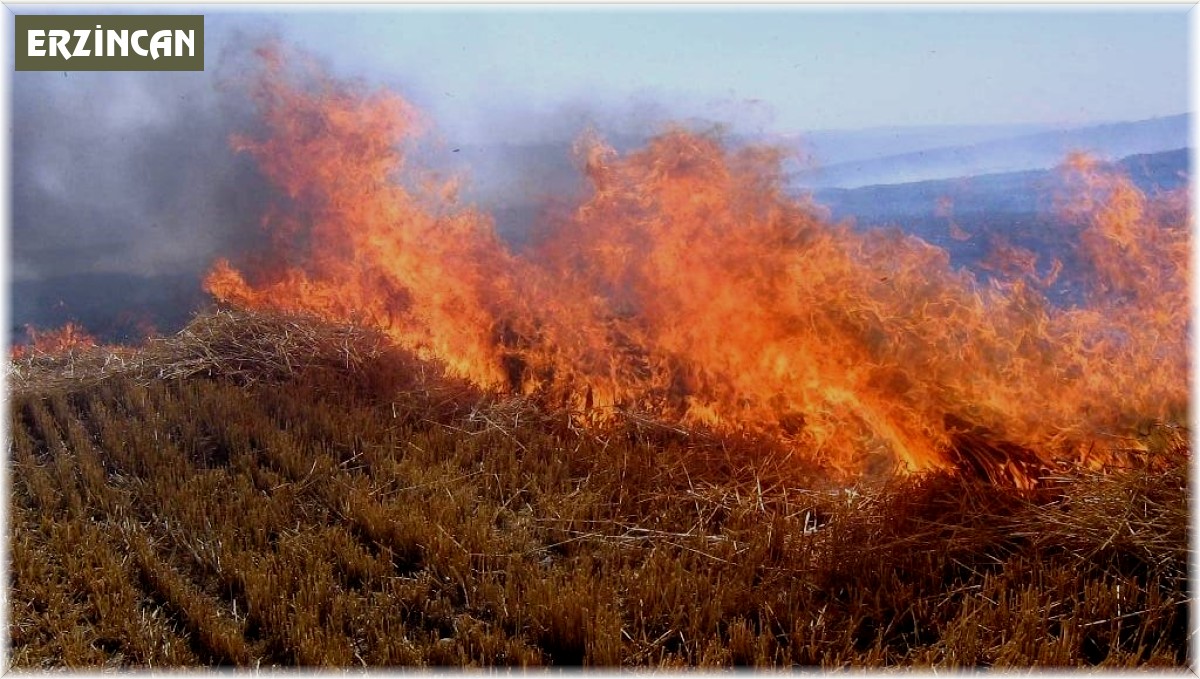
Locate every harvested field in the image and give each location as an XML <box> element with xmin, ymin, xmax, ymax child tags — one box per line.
<box><xmin>6</xmin><ymin>310</ymin><xmax>1190</xmax><ymax>668</ymax></box>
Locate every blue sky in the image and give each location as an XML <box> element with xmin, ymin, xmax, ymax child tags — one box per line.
<box><xmin>197</xmin><ymin>7</ymin><xmax>1193</xmax><ymax>141</ymax></box>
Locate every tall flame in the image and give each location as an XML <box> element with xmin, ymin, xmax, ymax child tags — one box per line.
<box><xmin>205</xmin><ymin>48</ymin><xmax>1189</xmax><ymax>477</ymax></box>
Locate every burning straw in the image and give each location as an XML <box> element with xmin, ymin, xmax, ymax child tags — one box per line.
<box><xmin>11</xmin><ymin>48</ymin><xmax>1190</xmax><ymax>488</ymax></box>
<box><xmin>199</xmin><ymin>47</ymin><xmax>1189</xmax><ymax>479</ymax></box>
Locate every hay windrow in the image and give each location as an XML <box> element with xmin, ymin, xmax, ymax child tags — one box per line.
<box><xmin>9</xmin><ymin>307</ymin><xmax>399</xmax><ymax>394</ymax></box>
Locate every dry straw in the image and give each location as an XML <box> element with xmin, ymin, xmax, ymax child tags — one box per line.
<box><xmin>6</xmin><ymin>307</ymin><xmax>1190</xmax><ymax>667</ymax></box>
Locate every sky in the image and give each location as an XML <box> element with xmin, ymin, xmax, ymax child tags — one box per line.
<box><xmin>248</xmin><ymin>7</ymin><xmax>1191</xmax><ymax>140</ymax></box>
<box><xmin>11</xmin><ymin>6</ymin><xmax>1190</xmax><ymax>136</ymax></box>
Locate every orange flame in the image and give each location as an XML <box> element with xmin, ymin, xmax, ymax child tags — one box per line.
<box><xmin>12</xmin><ymin>322</ymin><xmax>98</xmax><ymax>358</ymax></box>
<box><xmin>204</xmin><ymin>48</ymin><xmax>1190</xmax><ymax>477</ymax></box>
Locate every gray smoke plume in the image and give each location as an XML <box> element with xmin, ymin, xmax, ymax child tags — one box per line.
<box><xmin>12</xmin><ymin>58</ymin><xmax>268</xmax><ymax>282</ymax></box>
<box><xmin>9</xmin><ymin>31</ymin><xmax>283</xmax><ymax>339</ymax></box>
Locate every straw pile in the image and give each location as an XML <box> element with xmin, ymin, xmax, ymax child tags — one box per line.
<box><xmin>9</xmin><ymin>307</ymin><xmax>395</xmax><ymax>396</ymax></box>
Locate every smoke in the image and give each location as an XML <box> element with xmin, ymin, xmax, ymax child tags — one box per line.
<box><xmin>11</xmin><ymin>42</ymin><xmax>271</xmax><ymax>283</ymax></box>
<box><xmin>10</xmin><ymin>36</ymin><xmax>749</xmax><ymax>283</ymax></box>
<box><xmin>420</xmin><ymin>93</ymin><xmax>791</xmax><ymax>246</ymax></box>
<box><xmin>8</xmin><ymin>30</ymin><xmax>299</xmax><ymax>339</ymax></box>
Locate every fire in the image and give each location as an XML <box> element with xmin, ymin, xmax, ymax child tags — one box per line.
<box><xmin>11</xmin><ymin>322</ymin><xmax>98</xmax><ymax>358</ymax></box>
<box><xmin>206</xmin><ymin>47</ymin><xmax>517</xmax><ymax>389</ymax></box>
<box><xmin>204</xmin><ymin>47</ymin><xmax>1190</xmax><ymax>478</ymax></box>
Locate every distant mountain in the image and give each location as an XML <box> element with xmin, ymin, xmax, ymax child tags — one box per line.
<box><xmin>794</xmin><ymin>114</ymin><xmax>1189</xmax><ymax>189</ymax></box>
<box><xmin>808</xmin><ymin>147</ymin><xmax>1189</xmax><ymax>306</ymax></box>
<box><xmin>448</xmin><ymin>115</ymin><xmax>1189</xmax><ymax>221</ymax></box>
<box><xmin>820</xmin><ymin>145</ymin><xmax>1191</xmax><ymax>226</ymax></box>
<box><xmin>812</xmin><ymin>148</ymin><xmax>1189</xmax><ymax>221</ymax></box>
<box><xmin>778</xmin><ymin>121</ymin><xmax>1073</xmax><ymax>168</ymax></box>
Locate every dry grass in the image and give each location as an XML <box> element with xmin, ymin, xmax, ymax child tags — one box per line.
<box><xmin>10</xmin><ymin>307</ymin><xmax>422</xmax><ymax>395</ymax></box>
<box><xmin>7</xmin><ymin>309</ymin><xmax>1191</xmax><ymax>668</ymax></box>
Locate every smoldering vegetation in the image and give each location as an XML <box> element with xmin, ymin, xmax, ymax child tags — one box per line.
<box><xmin>7</xmin><ymin>308</ymin><xmax>1189</xmax><ymax>668</ymax></box>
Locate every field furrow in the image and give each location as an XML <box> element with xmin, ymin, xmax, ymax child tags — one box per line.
<box><xmin>8</xmin><ymin>356</ymin><xmax>1189</xmax><ymax>668</ymax></box>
